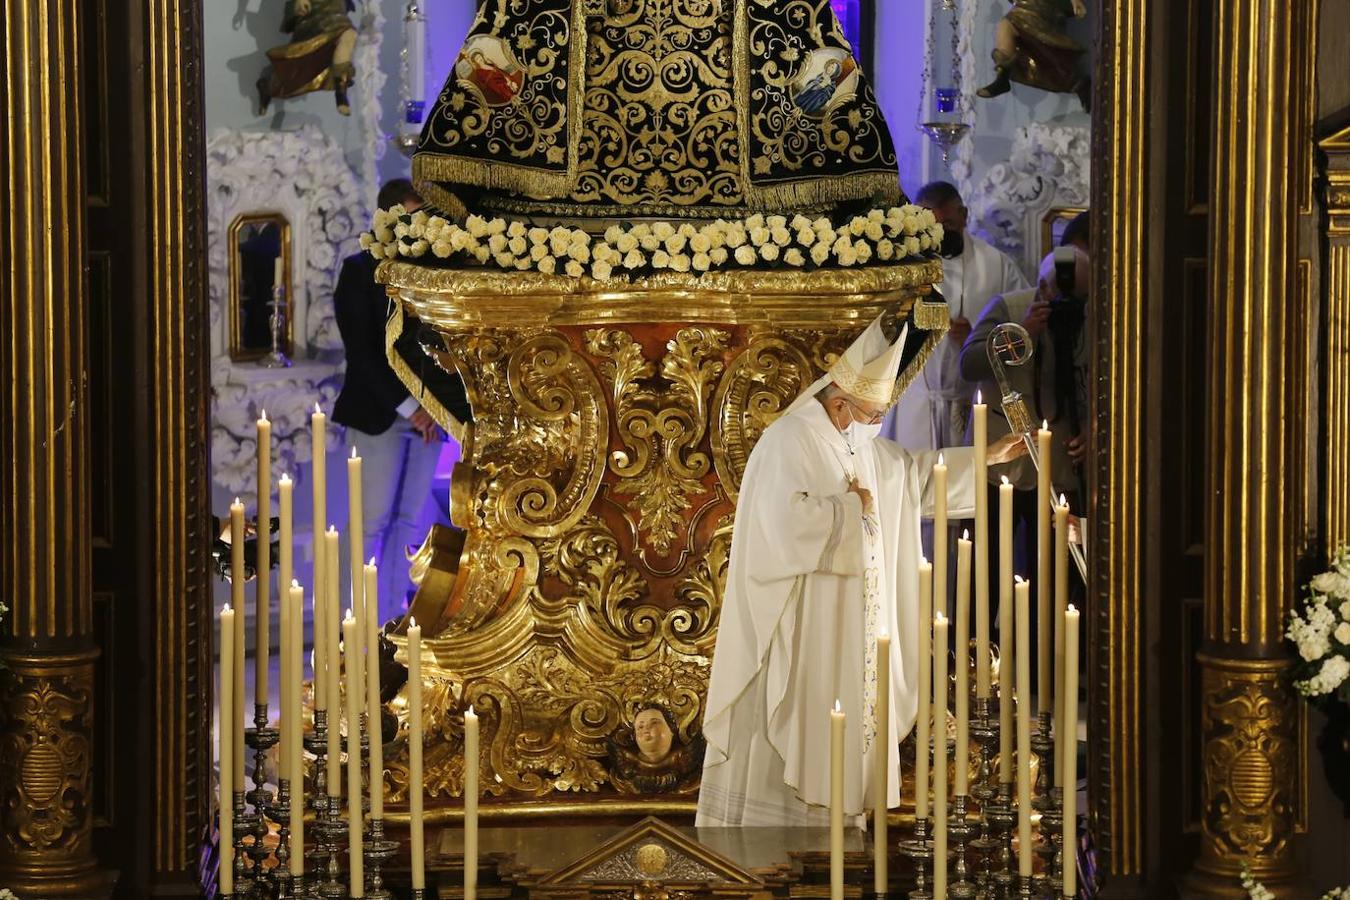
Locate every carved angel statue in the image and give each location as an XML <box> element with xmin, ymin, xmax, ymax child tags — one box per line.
<box><xmin>257</xmin><ymin>0</ymin><xmax>359</xmax><ymax>116</ymax></box>
<box><xmin>977</xmin><ymin>0</ymin><xmax>1091</xmax><ymax>110</ymax></box>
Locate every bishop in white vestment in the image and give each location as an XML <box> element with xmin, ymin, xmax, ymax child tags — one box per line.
<box><xmin>885</xmin><ymin>182</ymin><xmax>1029</xmax><ymax>452</ymax></box>
<box><xmin>696</xmin><ymin>316</ymin><xmax>1025</xmax><ymax>826</ymax></box>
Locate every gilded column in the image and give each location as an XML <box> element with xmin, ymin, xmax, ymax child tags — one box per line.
<box><xmin>1190</xmin><ymin>0</ymin><xmax>1310</xmax><ymax>892</ymax></box>
<box><xmin>0</xmin><ymin>0</ymin><xmax>107</xmax><ymax>895</ymax></box>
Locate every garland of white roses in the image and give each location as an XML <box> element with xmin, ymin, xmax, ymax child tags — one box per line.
<box><xmin>1286</xmin><ymin>545</ymin><xmax>1350</xmax><ymax>699</ymax></box>
<box><xmin>1243</xmin><ymin>863</ymin><xmax>1349</xmax><ymax>900</ymax></box>
<box><xmin>359</xmin><ymin>205</ymin><xmax>945</xmax><ymax>280</ymax></box>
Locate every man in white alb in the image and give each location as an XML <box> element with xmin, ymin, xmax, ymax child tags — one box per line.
<box><xmin>885</xmin><ymin>181</ymin><xmax>1030</xmax><ymax>453</ymax></box>
<box><xmin>696</xmin><ymin>315</ymin><xmax>1026</xmax><ymax>827</ymax></box>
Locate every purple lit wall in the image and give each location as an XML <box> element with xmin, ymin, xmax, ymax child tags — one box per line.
<box><xmin>831</xmin><ymin>0</ymin><xmax>863</xmax><ymax>53</ymax></box>
<box><xmin>871</xmin><ymin>2</ymin><xmax>928</xmax><ymax>196</ymax></box>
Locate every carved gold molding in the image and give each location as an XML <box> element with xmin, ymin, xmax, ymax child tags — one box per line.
<box><xmin>1322</xmin><ymin>125</ymin><xmax>1350</xmax><ymax>554</ymax></box>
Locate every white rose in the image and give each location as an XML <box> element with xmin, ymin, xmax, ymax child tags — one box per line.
<box><xmin>855</xmin><ymin>241</ymin><xmax>872</xmax><ymax>264</ymax></box>
<box><xmin>623</xmin><ymin>249</ymin><xmax>645</xmax><ymax>269</ymax></box>
<box><xmin>411</xmin><ymin>239</ymin><xmax>430</xmax><ymax>256</ymax></box>
<box><xmin>734</xmin><ymin>244</ymin><xmax>757</xmax><ymax>265</ymax></box>
<box><xmin>592</xmin><ymin>260</ymin><xmax>614</xmax><ymax>280</ymax></box>
<box><xmin>508</xmin><ymin>221</ymin><xmax>528</xmax><ymax>238</ymax></box>
<box><xmin>761</xmin><ymin>243</ymin><xmax>780</xmax><ymax>262</ymax></box>
<box><xmin>1341</xmin><ymin>600</ymin><xmax>1350</xmax><ymax>621</ymax></box>
<box><xmin>494</xmin><ymin>252</ymin><xmax>514</xmax><ymax>268</ymax></box>
<box><xmin>706</xmin><ymin>225</ymin><xmax>728</xmax><ymax>249</ymax></box>
<box><xmin>817</xmin><ymin>227</ymin><xmax>837</xmax><ymax>247</ymax></box>
<box><xmin>652</xmin><ymin>250</ymin><xmax>671</xmax><ymax>269</ymax></box>
<box><xmin>767</xmin><ymin>214</ymin><xmax>787</xmax><ymax>230</ymax></box>
<box><xmin>488</xmin><ymin>234</ymin><xmax>508</xmax><ymax>253</ymax></box>
<box><xmin>838</xmin><ymin>246</ymin><xmax>858</xmax><ymax>267</ymax></box>
<box><xmin>530</xmin><ymin>244</ymin><xmax>549</xmax><ymax>262</ymax></box>
<box><xmin>784</xmin><ymin>248</ymin><xmax>805</xmax><ymax>267</ymax></box>
<box><xmin>472</xmin><ymin>246</ymin><xmax>490</xmax><ymax>263</ymax></box>
<box><xmin>920</xmin><ymin>234</ymin><xmax>933</xmax><ymax>251</ymax></box>
<box><xmin>410</xmin><ymin>210</ymin><xmax>430</xmax><ymax>228</ymax></box>
<box><xmin>750</xmin><ymin>226</ymin><xmax>771</xmax><ymax>246</ymax></box>
<box><xmin>508</xmin><ymin>236</ymin><xmax>528</xmax><ymax>256</ymax></box>
<box><xmin>375</xmin><ymin>226</ymin><xmax>395</xmax><ymax>244</ymax></box>
<box><xmin>431</xmin><ymin>240</ymin><xmax>453</xmax><ymax>258</ymax></box>
<box><xmin>678</xmin><ymin>223</ymin><xmax>698</xmax><ymax>238</ymax></box>
<box><xmin>771</xmin><ymin>226</ymin><xmax>791</xmax><ymax>246</ymax></box>
<box><xmin>487</xmin><ymin>218</ymin><xmax>507</xmax><ymax>235</ymax></box>
<box><xmin>905</xmin><ymin>236</ymin><xmax>922</xmax><ymax>257</ymax></box>
<box><xmin>604</xmin><ymin>224</ymin><xmax>624</xmax><ymax>244</ymax></box>
<box><xmin>369</xmin><ymin>242</ymin><xmax>386</xmax><ymax>259</ymax></box>
<box><xmin>450</xmin><ymin>230</ymin><xmax>473</xmax><ymax>252</ymax></box>
<box><xmin>616</xmin><ymin>233</ymin><xmax>639</xmax><ymax>254</ymax></box>
<box><xmin>848</xmin><ymin>217</ymin><xmax>868</xmax><ymax>237</ymax></box>
<box><xmin>466</xmin><ymin>215</ymin><xmax>490</xmax><ymax>238</ymax></box>
<box><xmin>690</xmin><ymin>233</ymin><xmax>712</xmax><ymax>254</ymax></box>
<box><xmin>1337</xmin><ymin>622</ymin><xmax>1350</xmax><ymax>645</ymax></box>
<box><xmin>931</xmin><ymin>223</ymin><xmax>945</xmax><ymax>243</ymax></box>
<box><xmin>565</xmin><ymin>259</ymin><xmax>585</xmax><ymax>278</ymax></box>
<box><xmin>631</xmin><ymin>223</ymin><xmax>652</xmax><ymax>238</ymax></box>
<box><xmin>538</xmin><ymin>255</ymin><xmax>557</xmax><ymax>274</ymax></box>
<box><xmin>359</xmin><ymin>232</ymin><xmax>374</xmax><ymax>250</ymax></box>
<box><xmin>746</xmin><ymin>213</ymin><xmax>765</xmax><ymax>231</ymax></box>
<box><xmin>670</xmin><ymin>253</ymin><xmax>691</xmax><ymax>273</ymax></box>
<box><xmin>811</xmin><ymin>216</ymin><xmax>832</xmax><ymax>233</ymax></box>
<box><xmin>569</xmin><ymin>242</ymin><xmax>591</xmax><ymax>263</ymax></box>
<box><xmin>549</xmin><ymin>226</ymin><xmax>571</xmax><ymax>243</ymax></box>
<box><xmin>921</xmin><ymin>208</ymin><xmax>937</xmax><ymax>227</ymax></box>
<box><xmin>372</xmin><ymin>210</ymin><xmax>391</xmax><ymax>229</ymax></box>
<box><xmin>709</xmin><ymin>247</ymin><xmax>729</xmax><ymax>265</ymax></box>
<box><xmin>877</xmin><ymin>239</ymin><xmax>895</xmax><ymax>261</ymax></box>
<box><xmin>550</xmin><ymin>235</ymin><xmax>570</xmax><ymax>257</ymax></box>
<box><xmin>796</xmin><ymin>228</ymin><xmax>816</xmax><ymax>247</ymax></box>
<box><xmin>388</xmin><ymin>203</ymin><xmax>408</xmax><ymax>217</ymax></box>
<box><xmin>865</xmin><ymin>222</ymin><xmax>884</xmax><ymax>242</ymax></box>
<box><xmin>791</xmin><ymin>214</ymin><xmax>812</xmax><ymax>231</ymax></box>
<box><xmin>692</xmin><ymin>252</ymin><xmax>712</xmax><ymax>271</ymax></box>
<box><xmin>653</xmin><ymin>222</ymin><xmax>676</xmax><ymax>240</ymax></box>
<box><xmin>666</xmin><ymin>234</ymin><xmax>688</xmax><ymax>254</ymax></box>
<box><xmin>514</xmin><ymin>257</ymin><xmax>532</xmax><ymax>270</ymax></box>
<box><xmin>868</xmin><ymin>209</ymin><xmax>885</xmax><ymax>223</ymax></box>
<box><xmin>640</xmin><ymin>234</ymin><xmax>662</xmax><ymax>252</ymax></box>
<box><xmin>810</xmin><ymin>242</ymin><xmax>830</xmax><ymax>266</ymax></box>
<box><xmin>832</xmin><ymin>235</ymin><xmax>851</xmax><ymax>256</ymax></box>
<box><xmin>394</xmin><ymin>222</ymin><xmax>410</xmax><ymax>239</ymax></box>
<box><xmin>528</xmin><ymin>227</ymin><xmax>550</xmax><ymax>244</ymax></box>
<box><xmin>725</xmin><ymin>227</ymin><xmax>747</xmax><ymax>249</ymax></box>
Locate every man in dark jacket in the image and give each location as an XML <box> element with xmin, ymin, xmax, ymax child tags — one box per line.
<box><xmin>332</xmin><ymin>178</ymin><xmax>464</xmax><ymax>619</ymax></box>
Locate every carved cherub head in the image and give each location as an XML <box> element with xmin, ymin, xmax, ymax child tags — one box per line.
<box><xmin>633</xmin><ymin>706</ymin><xmax>676</xmax><ymax>763</ymax></box>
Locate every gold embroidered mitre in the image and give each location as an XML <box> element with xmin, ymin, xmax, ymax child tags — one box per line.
<box><xmin>827</xmin><ymin>321</ymin><xmax>909</xmax><ymax>405</ymax></box>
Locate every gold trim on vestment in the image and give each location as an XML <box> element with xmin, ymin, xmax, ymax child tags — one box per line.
<box><xmin>385</xmin><ymin>301</ymin><xmax>467</xmax><ymax>442</ymax></box>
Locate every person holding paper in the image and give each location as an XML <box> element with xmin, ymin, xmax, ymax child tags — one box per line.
<box><xmin>697</xmin><ymin>312</ymin><xmax>1026</xmax><ymax>827</ymax></box>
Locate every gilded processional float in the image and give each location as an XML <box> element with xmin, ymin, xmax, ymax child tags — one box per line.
<box><xmin>369</xmin><ymin>0</ymin><xmax>951</xmax><ymax>819</ymax></box>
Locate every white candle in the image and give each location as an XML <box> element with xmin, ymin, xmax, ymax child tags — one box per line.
<box><xmin>407</xmin><ymin>13</ymin><xmax>427</xmax><ymax>104</ymax></box>
<box><xmin>273</xmin><ymin>254</ymin><xmax>283</xmax><ymax>288</ymax></box>
<box><xmin>219</xmin><ymin>604</ymin><xmax>235</xmax><ymax>894</ymax></box>
<box><xmin>465</xmin><ymin>705</ymin><xmax>480</xmax><ymax>900</ymax></box>
<box><xmin>348</xmin><ymin>448</ymin><xmax>365</xmax><ymax>701</ymax></box>
<box><xmin>344</xmin><ymin>611</ymin><xmax>364</xmax><ymax>896</ymax></box>
<box><xmin>1037</xmin><ymin>422</ymin><xmax>1052</xmax><ymax>717</ymax></box>
<box><xmin>916</xmin><ymin>559</ymin><xmax>933</xmax><ymax>821</ymax></box>
<box><xmin>230</xmin><ymin>499</ymin><xmax>246</xmax><ymax>785</ymax></box>
<box><xmin>933</xmin><ymin>613</ymin><xmax>949</xmax><ymax>900</ymax></box>
<box><xmin>409</xmin><ymin>619</ymin><xmax>425</xmax><ymax>890</ymax></box>
<box><xmin>974</xmin><ymin>394</ymin><xmax>991</xmax><ymax>699</ymax></box>
<box><xmin>933</xmin><ymin>453</ymin><xmax>949</xmax><ymax>620</ymax></box>
<box><xmin>1062</xmin><ymin>605</ymin><xmax>1081</xmax><ymax>898</ymax></box>
<box><xmin>1015</xmin><ymin>578</ymin><xmax>1033</xmax><ymax>878</ymax></box>
<box><xmin>830</xmin><ymin>700</ymin><xmax>845</xmax><ymax>900</ymax></box>
<box><xmin>364</xmin><ymin>560</ymin><xmax>384</xmax><ymax>819</ymax></box>
<box><xmin>285</xmin><ymin>581</ymin><xmax>304</xmax><ymax>875</ymax></box>
<box><xmin>311</xmin><ymin>406</ymin><xmax>327</xmax><ymax>710</ymax></box>
<box><xmin>325</xmin><ymin>528</ymin><xmax>342</xmax><ymax>797</ymax></box>
<box><xmin>1053</xmin><ymin>495</ymin><xmax>1069</xmax><ymax>787</ymax></box>
<box><xmin>874</xmin><ymin>632</ymin><xmax>890</xmax><ymax>895</ymax></box>
<box><xmin>256</xmin><ymin>411</ymin><xmax>271</xmax><ymax>707</ymax></box>
<box><xmin>998</xmin><ymin>477</ymin><xmax>1014</xmax><ymax>784</ymax></box>
<box><xmin>954</xmin><ymin>532</ymin><xmax>972</xmax><ymax>796</ymax></box>
<box><xmin>278</xmin><ymin>474</ymin><xmax>293</xmax><ymax>620</ymax></box>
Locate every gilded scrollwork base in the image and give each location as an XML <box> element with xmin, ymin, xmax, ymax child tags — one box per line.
<box><xmin>379</xmin><ymin>263</ymin><xmax>941</xmax><ymax>814</ymax></box>
<box><xmin>0</xmin><ymin>650</ymin><xmax>108</xmax><ymax>895</ymax></box>
<box><xmin>1187</xmin><ymin>654</ymin><xmax>1299</xmax><ymax>895</ymax></box>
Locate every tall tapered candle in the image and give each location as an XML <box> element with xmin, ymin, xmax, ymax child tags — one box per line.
<box><xmin>998</xmin><ymin>477</ymin><xmax>1014</xmax><ymax>784</ymax></box>
<box><xmin>974</xmin><ymin>394</ymin><xmax>991</xmax><ymax>698</ymax></box>
<box><xmin>1015</xmin><ymin>578</ymin><xmax>1033</xmax><ymax>877</ymax></box>
<box><xmin>256</xmin><ymin>411</ymin><xmax>271</xmax><ymax>706</ymax></box>
<box><xmin>465</xmin><ymin>705</ymin><xmax>480</xmax><ymax>900</ymax></box>
<box><xmin>830</xmin><ymin>700</ymin><xmax>845</xmax><ymax>900</ymax></box>
<box><xmin>874</xmin><ymin>632</ymin><xmax>890</xmax><ymax>894</ymax></box>
<box><xmin>916</xmin><ymin>558</ymin><xmax>933</xmax><ymax>821</ymax></box>
<box><xmin>285</xmin><ymin>581</ymin><xmax>304</xmax><ymax>875</ymax></box>
<box><xmin>324</xmin><ymin>527</ymin><xmax>342</xmax><ymax>796</ymax></box>
<box><xmin>219</xmin><ymin>604</ymin><xmax>235</xmax><ymax>894</ymax></box>
<box><xmin>933</xmin><ymin>453</ymin><xmax>948</xmax><ymax>618</ymax></box>
<box><xmin>364</xmin><ymin>559</ymin><xmax>384</xmax><ymax>818</ymax></box>
<box><xmin>311</xmin><ymin>405</ymin><xmax>327</xmax><ymax>709</ymax></box>
<box><xmin>1037</xmin><ymin>422</ymin><xmax>1052</xmax><ymax>716</ymax></box>
<box><xmin>273</xmin><ymin>253</ymin><xmax>283</xmax><ymax>287</ymax></box>
<box><xmin>278</xmin><ymin>474</ymin><xmax>293</xmax><ymax>616</ymax></box>
<box><xmin>344</xmin><ymin>611</ymin><xmax>364</xmax><ymax>895</ymax></box>
<box><xmin>954</xmin><ymin>532</ymin><xmax>972</xmax><ymax>796</ymax></box>
<box><xmin>230</xmin><ymin>498</ymin><xmax>246</xmax><ymax>783</ymax></box>
<box><xmin>933</xmin><ymin>612</ymin><xmax>949</xmax><ymax>900</ymax></box>
<box><xmin>348</xmin><ymin>447</ymin><xmax>365</xmax><ymax>670</ymax></box>
<box><xmin>1053</xmin><ymin>494</ymin><xmax>1069</xmax><ymax>787</ymax></box>
<box><xmin>408</xmin><ymin>618</ymin><xmax>425</xmax><ymax>890</ymax></box>
<box><xmin>1062</xmin><ymin>605</ymin><xmax>1081</xmax><ymax>898</ymax></box>
<box><xmin>407</xmin><ymin>12</ymin><xmax>427</xmax><ymax>101</ymax></box>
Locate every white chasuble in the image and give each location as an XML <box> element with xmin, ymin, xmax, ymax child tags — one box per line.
<box><xmin>885</xmin><ymin>234</ymin><xmax>1029</xmax><ymax>451</ymax></box>
<box><xmin>696</xmin><ymin>399</ymin><xmax>977</xmax><ymax>826</ymax></box>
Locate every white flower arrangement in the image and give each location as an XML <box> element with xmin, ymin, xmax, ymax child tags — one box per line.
<box><xmin>359</xmin><ymin>205</ymin><xmax>945</xmax><ymax>281</ymax></box>
<box><xmin>1243</xmin><ymin>863</ymin><xmax>1349</xmax><ymax>900</ymax></box>
<box><xmin>1286</xmin><ymin>546</ymin><xmax>1350</xmax><ymax>700</ymax></box>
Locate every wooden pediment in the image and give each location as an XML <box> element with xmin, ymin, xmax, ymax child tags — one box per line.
<box><xmin>534</xmin><ymin>817</ymin><xmax>764</xmax><ymax>890</ymax></box>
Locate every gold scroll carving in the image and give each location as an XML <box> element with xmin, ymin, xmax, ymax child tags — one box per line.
<box><xmin>379</xmin><ymin>260</ymin><xmax>944</xmax><ymax>816</ymax></box>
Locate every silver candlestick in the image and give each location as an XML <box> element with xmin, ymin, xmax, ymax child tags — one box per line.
<box><xmin>900</xmin><ymin>815</ymin><xmax>934</xmax><ymax>900</ymax></box>
<box><xmin>947</xmin><ymin>793</ymin><xmax>976</xmax><ymax>900</ymax></box>
<box><xmin>968</xmin><ymin>698</ymin><xmax>1000</xmax><ymax>894</ymax></box>
<box><xmin>363</xmin><ymin>817</ymin><xmax>400</xmax><ymax>899</ymax></box>
<box><xmin>259</xmin><ymin>283</ymin><xmax>292</xmax><ymax>369</ymax></box>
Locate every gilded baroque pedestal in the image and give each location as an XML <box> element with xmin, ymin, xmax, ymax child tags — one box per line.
<box><xmin>375</xmin><ymin>261</ymin><xmax>944</xmax><ymax>815</ymax></box>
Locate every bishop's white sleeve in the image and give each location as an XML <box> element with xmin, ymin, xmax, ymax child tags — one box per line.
<box><xmin>1004</xmin><ymin>254</ymin><xmax>1032</xmax><ymax>294</ymax></box>
<box><xmin>910</xmin><ymin>446</ymin><xmax>978</xmax><ymax>519</ymax></box>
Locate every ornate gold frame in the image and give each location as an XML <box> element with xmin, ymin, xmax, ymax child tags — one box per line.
<box><xmin>227</xmin><ymin>211</ymin><xmax>293</xmax><ymax>361</ymax></box>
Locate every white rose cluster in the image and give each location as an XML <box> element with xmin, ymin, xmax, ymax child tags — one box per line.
<box><xmin>359</xmin><ymin>204</ymin><xmax>945</xmax><ymax>282</ymax></box>
<box><xmin>1288</xmin><ymin>546</ymin><xmax>1350</xmax><ymax>697</ymax></box>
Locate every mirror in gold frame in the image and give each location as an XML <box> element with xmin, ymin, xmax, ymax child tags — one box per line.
<box><xmin>1041</xmin><ymin>206</ymin><xmax>1087</xmax><ymax>260</ymax></box>
<box><xmin>228</xmin><ymin>212</ymin><xmax>292</xmax><ymax>361</ymax></box>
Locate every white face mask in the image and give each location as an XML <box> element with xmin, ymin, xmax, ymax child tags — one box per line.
<box><xmin>844</xmin><ymin>419</ymin><xmax>884</xmax><ymax>444</ymax></box>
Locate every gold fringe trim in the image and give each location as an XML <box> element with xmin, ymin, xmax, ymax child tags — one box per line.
<box><xmin>385</xmin><ymin>302</ymin><xmax>468</xmax><ymax>443</ymax></box>
<box><xmin>413</xmin><ymin>153</ymin><xmax>572</xmax><ymax>201</ymax></box>
<box><xmin>743</xmin><ymin>171</ymin><xmax>904</xmax><ymax>210</ymax></box>
<box><xmin>890</xmin><ymin>329</ymin><xmax>945</xmax><ymax>405</ymax></box>
<box><xmin>913</xmin><ymin>298</ymin><xmax>952</xmax><ymax>331</ymax></box>
<box><xmin>414</xmin><ymin>179</ymin><xmax>469</xmax><ymax>222</ymax></box>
